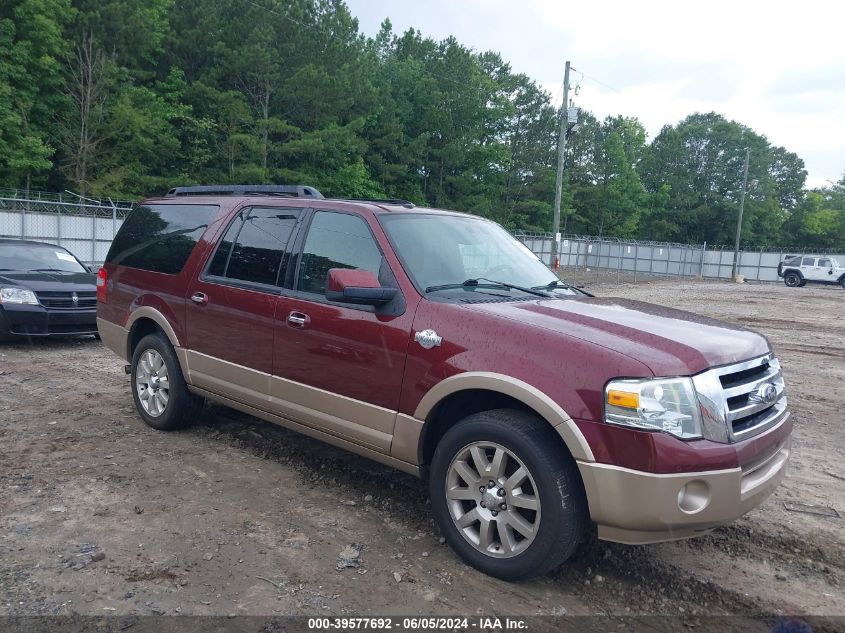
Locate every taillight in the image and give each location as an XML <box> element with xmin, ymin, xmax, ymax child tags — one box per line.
<box><xmin>96</xmin><ymin>267</ymin><xmax>108</xmax><ymax>303</ymax></box>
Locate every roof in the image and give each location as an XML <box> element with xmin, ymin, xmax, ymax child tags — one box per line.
<box><xmin>148</xmin><ymin>184</ymin><xmax>477</xmax><ymax>218</ymax></box>
<box><xmin>141</xmin><ymin>194</ymin><xmax>475</xmax><ymax>219</ymax></box>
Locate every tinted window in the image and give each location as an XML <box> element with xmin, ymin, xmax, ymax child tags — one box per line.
<box><xmin>297</xmin><ymin>212</ymin><xmax>383</xmax><ymax>295</ymax></box>
<box><xmin>818</xmin><ymin>258</ymin><xmax>831</xmax><ymax>267</ymax></box>
<box><xmin>207</xmin><ymin>212</ymin><xmax>245</xmax><ymax>277</ymax></box>
<box><xmin>226</xmin><ymin>208</ymin><xmax>299</xmax><ymax>285</ymax></box>
<box><xmin>106</xmin><ymin>204</ymin><xmax>218</xmax><ymax>274</ymax></box>
<box><xmin>801</xmin><ymin>257</ymin><xmax>816</xmax><ymax>266</ymax></box>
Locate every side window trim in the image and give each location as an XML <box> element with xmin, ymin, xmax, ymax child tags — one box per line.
<box><xmin>201</xmin><ymin>205</ymin><xmax>304</xmax><ymax>291</ymax></box>
<box><xmin>288</xmin><ymin>208</ymin><xmax>405</xmax><ymax>315</ymax></box>
<box><xmin>292</xmin><ymin>208</ymin><xmax>386</xmax><ymax>295</ymax></box>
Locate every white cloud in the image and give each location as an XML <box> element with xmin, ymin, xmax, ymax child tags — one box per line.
<box><xmin>347</xmin><ymin>0</ymin><xmax>845</xmax><ymax>187</ymax></box>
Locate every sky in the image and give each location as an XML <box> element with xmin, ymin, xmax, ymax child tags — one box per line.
<box><xmin>345</xmin><ymin>0</ymin><xmax>844</xmax><ymax>189</ymax></box>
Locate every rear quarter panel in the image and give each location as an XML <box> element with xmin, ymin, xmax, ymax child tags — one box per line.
<box><xmin>97</xmin><ymin>200</ymin><xmax>237</xmax><ymax>344</ymax></box>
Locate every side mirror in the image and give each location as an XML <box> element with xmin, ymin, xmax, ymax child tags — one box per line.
<box><xmin>325</xmin><ymin>268</ymin><xmax>397</xmax><ymax>306</ymax></box>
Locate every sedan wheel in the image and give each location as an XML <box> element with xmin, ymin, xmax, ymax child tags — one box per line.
<box><xmin>445</xmin><ymin>442</ymin><xmax>541</xmax><ymax>558</ymax></box>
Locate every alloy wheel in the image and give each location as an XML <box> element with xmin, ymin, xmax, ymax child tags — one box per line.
<box><xmin>135</xmin><ymin>349</ymin><xmax>170</xmax><ymax>417</ymax></box>
<box><xmin>445</xmin><ymin>442</ymin><xmax>541</xmax><ymax>558</ymax></box>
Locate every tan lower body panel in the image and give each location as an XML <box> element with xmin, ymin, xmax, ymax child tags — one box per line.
<box><xmin>183</xmin><ymin>350</ymin><xmax>394</xmax><ymax>453</ymax></box>
<box><xmin>578</xmin><ymin>437</ymin><xmax>791</xmax><ymax>545</ymax></box>
<box><xmin>96</xmin><ymin>317</ymin><xmax>128</xmax><ymax>361</ymax></box>
<box><xmin>188</xmin><ymin>385</ymin><xmax>419</xmax><ymax>477</ymax></box>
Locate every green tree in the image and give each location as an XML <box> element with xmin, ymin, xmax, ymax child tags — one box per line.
<box><xmin>0</xmin><ymin>0</ymin><xmax>73</xmax><ymax>190</ymax></box>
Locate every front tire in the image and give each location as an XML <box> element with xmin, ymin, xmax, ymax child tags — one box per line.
<box><xmin>840</xmin><ymin>277</ymin><xmax>845</xmax><ymax>290</ymax></box>
<box><xmin>429</xmin><ymin>409</ymin><xmax>588</xmax><ymax>580</ymax></box>
<box><xmin>784</xmin><ymin>271</ymin><xmax>801</xmax><ymax>287</ymax></box>
<box><xmin>130</xmin><ymin>333</ymin><xmax>203</xmax><ymax>430</ymax></box>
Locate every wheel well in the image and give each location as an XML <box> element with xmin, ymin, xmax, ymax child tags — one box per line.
<box><xmin>127</xmin><ymin>317</ymin><xmax>164</xmax><ymax>359</ymax></box>
<box><xmin>784</xmin><ymin>268</ymin><xmax>803</xmax><ymax>278</ymax></box>
<box><xmin>418</xmin><ymin>389</ymin><xmax>572</xmax><ymax>477</ymax></box>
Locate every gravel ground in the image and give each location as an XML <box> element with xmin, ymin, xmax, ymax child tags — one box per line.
<box><xmin>0</xmin><ymin>279</ymin><xmax>842</xmax><ymax>625</ymax></box>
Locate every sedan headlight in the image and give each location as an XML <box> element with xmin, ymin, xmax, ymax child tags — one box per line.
<box><xmin>0</xmin><ymin>287</ymin><xmax>39</xmax><ymax>305</ymax></box>
<box><xmin>604</xmin><ymin>377</ymin><xmax>703</xmax><ymax>439</ymax></box>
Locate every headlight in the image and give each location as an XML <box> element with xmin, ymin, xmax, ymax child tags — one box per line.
<box><xmin>604</xmin><ymin>377</ymin><xmax>703</xmax><ymax>439</ymax></box>
<box><xmin>0</xmin><ymin>287</ymin><xmax>39</xmax><ymax>305</ymax></box>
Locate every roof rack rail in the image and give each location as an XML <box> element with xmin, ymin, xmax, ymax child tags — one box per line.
<box><xmin>166</xmin><ymin>184</ymin><xmax>323</xmax><ymax>199</ymax></box>
<box><xmin>344</xmin><ymin>198</ymin><xmax>415</xmax><ymax>209</ymax></box>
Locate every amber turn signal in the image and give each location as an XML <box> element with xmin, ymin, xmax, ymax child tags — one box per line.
<box><xmin>607</xmin><ymin>389</ymin><xmax>639</xmax><ymax>409</ymax></box>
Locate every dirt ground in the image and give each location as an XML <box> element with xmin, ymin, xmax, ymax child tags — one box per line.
<box><xmin>0</xmin><ymin>280</ymin><xmax>843</xmax><ymax>624</ymax></box>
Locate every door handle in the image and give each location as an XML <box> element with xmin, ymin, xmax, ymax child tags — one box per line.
<box><xmin>287</xmin><ymin>311</ymin><xmax>309</xmax><ymax>327</ymax></box>
<box><xmin>190</xmin><ymin>292</ymin><xmax>209</xmax><ymax>305</ymax></box>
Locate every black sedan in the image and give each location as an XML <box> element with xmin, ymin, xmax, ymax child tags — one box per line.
<box><xmin>0</xmin><ymin>239</ymin><xmax>98</xmax><ymax>340</ymax></box>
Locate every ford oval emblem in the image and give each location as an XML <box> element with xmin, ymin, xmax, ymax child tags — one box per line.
<box><xmin>759</xmin><ymin>383</ymin><xmax>777</xmax><ymax>404</ymax></box>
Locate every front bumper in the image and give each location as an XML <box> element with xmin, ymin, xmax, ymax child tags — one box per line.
<box><xmin>1</xmin><ymin>304</ymin><xmax>98</xmax><ymax>336</ymax></box>
<box><xmin>578</xmin><ymin>419</ymin><xmax>791</xmax><ymax>544</ymax></box>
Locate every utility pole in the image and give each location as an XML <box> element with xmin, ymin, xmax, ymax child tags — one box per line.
<box><xmin>731</xmin><ymin>148</ymin><xmax>751</xmax><ymax>282</ymax></box>
<box><xmin>551</xmin><ymin>61</ymin><xmax>571</xmax><ymax>270</ymax></box>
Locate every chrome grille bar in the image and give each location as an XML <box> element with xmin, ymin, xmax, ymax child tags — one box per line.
<box><xmin>692</xmin><ymin>353</ymin><xmax>787</xmax><ymax>443</ymax></box>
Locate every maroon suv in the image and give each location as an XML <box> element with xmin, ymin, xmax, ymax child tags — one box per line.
<box><xmin>97</xmin><ymin>185</ymin><xmax>792</xmax><ymax>580</ymax></box>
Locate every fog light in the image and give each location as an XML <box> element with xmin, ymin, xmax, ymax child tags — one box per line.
<box><xmin>678</xmin><ymin>480</ymin><xmax>710</xmax><ymax>514</ymax></box>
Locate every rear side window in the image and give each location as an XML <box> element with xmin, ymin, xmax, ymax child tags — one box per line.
<box><xmin>818</xmin><ymin>258</ymin><xmax>831</xmax><ymax>267</ymax></box>
<box><xmin>296</xmin><ymin>212</ymin><xmax>383</xmax><ymax>295</ymax></box>
<box><xmin>106</xmin><ymin>204</ymin><xmax>219</xmax><ymax>274</ymax></box>
<box><xmin>801</xmin><ymin>257</ymin><xmax>816</xmax><ymax>266</ymax></box>
<box><xmin>207</xmin><ymin>207</ymin><xmax>300</xmax><ymax>286</ymax></box>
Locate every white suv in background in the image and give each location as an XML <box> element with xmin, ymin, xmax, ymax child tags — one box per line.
<box><xmin>778</xmin><ymin>255</ymin><xmax>845</xmax><ymax>289</ymax></box>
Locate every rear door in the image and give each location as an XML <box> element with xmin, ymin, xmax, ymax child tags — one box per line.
<box><xmin>270</xmin><ymin>210</ymin><xmax>412</xmax><ymax>453</ymax></box>
<box><xmin>185</xmin><ymin>205</ymin><xmax>304</xmax><ymax>407</ymax></box>
<box><xmin>800</xmin><ymin>257</ymin><xmax>820</xmax><ymax>281</ymax></box>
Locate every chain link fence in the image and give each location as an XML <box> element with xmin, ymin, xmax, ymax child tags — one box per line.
<box><xmin>1</xmin><ymin>191</ymin><xmax>842</xmax><ymax>279</ymax></box>
<box><xmin>0</xmin><ymin>191</ymin><xmax>134</xmax><ymax>265</ymax></box>
<box><xmin>515</xmin><ymin>232</ymin><xmax>845</xmax><ymax>283</ymax></box>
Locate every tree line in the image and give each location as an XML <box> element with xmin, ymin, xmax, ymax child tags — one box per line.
<box><xmin>1</xmin><ymin>0</ymin><xmax>843</xmax><ymax>249</ymax></box>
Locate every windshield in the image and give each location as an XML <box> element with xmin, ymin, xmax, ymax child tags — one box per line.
<box><xmin>379</xmin><ymin>214</ymin><xmax>561</xmax><ymax>294</ymax></box>
<box><xmin>0</xmin><ymin>243</ymin><xmax>88</xmax><ymax>273</ymax></box>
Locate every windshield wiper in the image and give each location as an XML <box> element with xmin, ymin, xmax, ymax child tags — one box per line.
<box><xmin>532</xmin><ymin>279</ymin><xmax>571</xmax><ymax>290</ymax></box>
<box><xmin>426</xmin><ymin>278</ymin><xmax>549</xmax><ymax>298</ymax></box>
<box><xmin>533</xmin><ymin>278</ymin><xmax>594</xmax><ymax>297</ymax></box>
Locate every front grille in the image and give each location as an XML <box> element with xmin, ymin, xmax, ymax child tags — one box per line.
<box><xmin>35</xmin><ymin>291</ymin><xmax>97</xmax><ymax>309</ymax></box>
<box><xmin>694</xmin><ymin>354</ymin><xmax>787</xmax><ymax>442</ymax></box>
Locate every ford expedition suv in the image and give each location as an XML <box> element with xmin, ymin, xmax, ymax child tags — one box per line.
<box><xmin>97</xmin><ymin>185</ymin><xmax>792</xmax><ymax>580</ymax></box>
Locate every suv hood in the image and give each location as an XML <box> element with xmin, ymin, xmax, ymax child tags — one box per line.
<box><xmin>0</xmin><ymin>271</ymin><xmax>96</xmax><ymax>293</ymax></box>
<box><xmin>473</xmin><ymin>296</ymin><xmax>770</xmax><ymax>376</ymax></box>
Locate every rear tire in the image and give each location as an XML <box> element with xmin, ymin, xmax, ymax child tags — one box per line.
<box><xmin>130</xmin><ymin>333</ymin><xmax>203</xmax><ymax>430</ymax></box>
<box><xmin>784</xmin><ymin>271</ymin><xmax>801</xmax><ymax>287</ymax></box>
<box><xmin>840</xmin><ymin>277</ymin><xmax>845</xmax><ymax>290</ymax></box>
<box><xmin>429</xmin><ymin>409</ymin><xmax>588</xmax><ymax>581</ymax></box>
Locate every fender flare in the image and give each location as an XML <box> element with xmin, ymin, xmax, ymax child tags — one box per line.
<box><xmin>125</xmin><ymin>306</ymin><xmax>181</xmax><ymax>354</ymax></box>
<box><xmin>413</xmin><ymin>371</ymin><xmax>595</xmax><ymax>462</ymax></box>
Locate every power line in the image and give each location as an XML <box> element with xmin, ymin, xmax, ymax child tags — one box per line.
<box><xmin>572</xmin><ymin>68</ymin><xmax>623</xmax><ymax>94</ymax></box>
